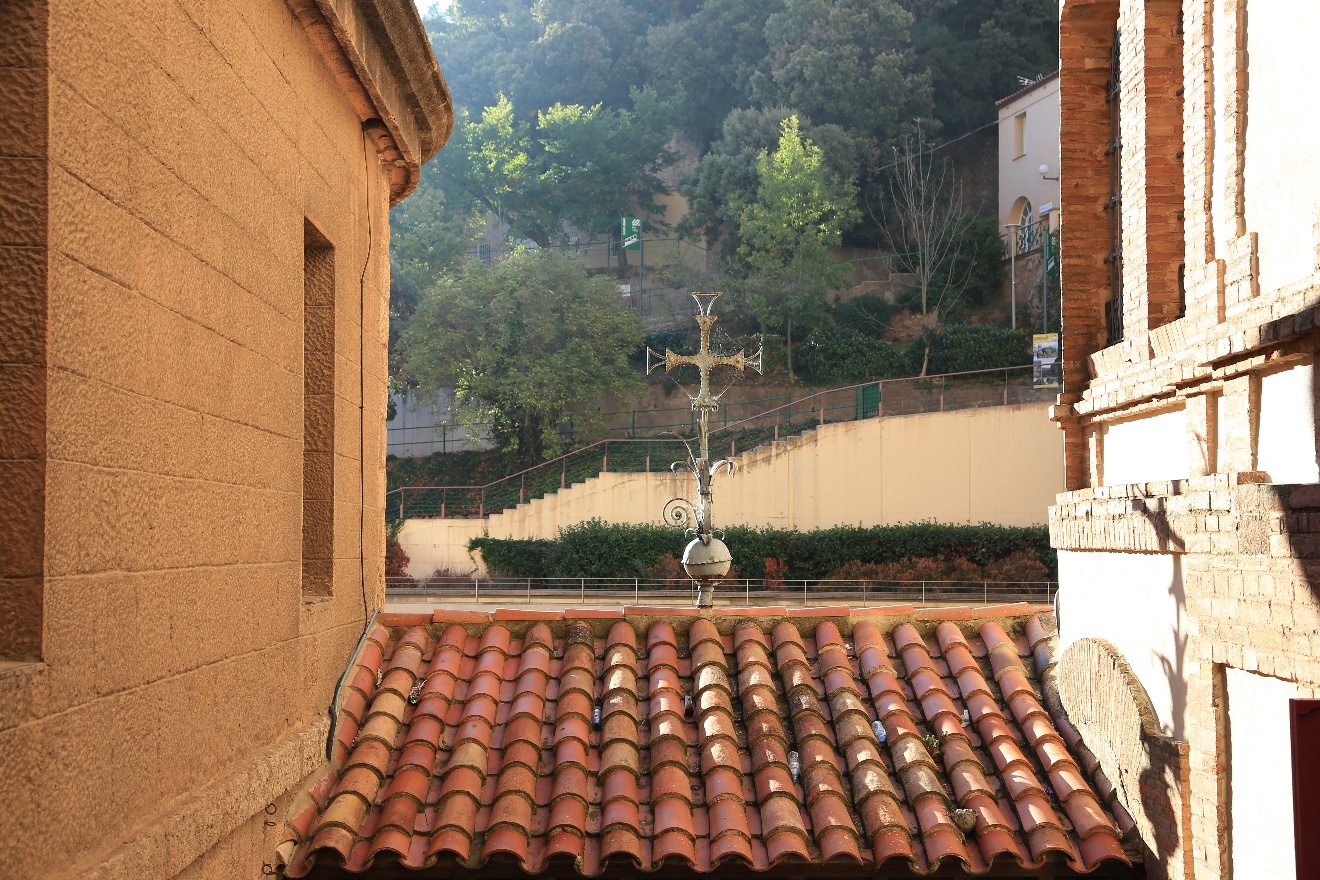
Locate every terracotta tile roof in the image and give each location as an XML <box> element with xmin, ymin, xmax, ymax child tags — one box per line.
<box><xmin>277</xmin><ymin>605</ymin><xmax>1134</xmax><ymax>878</ymax></box>
<box><xmin>995</xmin><ymin>69</ymin><xmax>1060</xmax><ymax>107</ymax></box>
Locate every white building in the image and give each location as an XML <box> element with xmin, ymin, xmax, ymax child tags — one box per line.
<box><xmin>997</xmin><ymin>70</ymin><xmax>1061</xmax><ymax>234</ymax></box>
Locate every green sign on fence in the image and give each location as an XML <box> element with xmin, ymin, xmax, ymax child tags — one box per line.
<box><xmin>621</xmin><ymin>217</ymin><xmax>641</xmax><ymax>250</ymax></box>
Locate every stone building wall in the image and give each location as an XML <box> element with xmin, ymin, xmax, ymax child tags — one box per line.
<box><xmin>1056</xmin><ymin>1</ymin><xmax>1320</xmax><ymax>879</ymax></box>
<box><xmin>0</xmin><ymin>2</ymin><xmax>448</xmax><ymax>878</ymax></box>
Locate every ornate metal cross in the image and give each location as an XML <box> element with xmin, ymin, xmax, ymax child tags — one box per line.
<box><xmin>645</xmin><ymin>292</ymin><xmax>762</xmax><ymax>605</ymax></box>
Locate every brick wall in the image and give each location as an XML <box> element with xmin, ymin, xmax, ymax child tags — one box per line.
<box><xmin>1056</xmin><ymin>2</ymin><xmax>1320</xmax><ymax>878</ymax></box>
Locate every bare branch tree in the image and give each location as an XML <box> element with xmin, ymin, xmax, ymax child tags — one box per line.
<box><xmin>880</xmin><ymin>125</ymin><xmax>974</xmax><ymax>376</ymax></box>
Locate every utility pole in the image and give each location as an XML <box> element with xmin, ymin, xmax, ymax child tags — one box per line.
<box><xmin>1004</xmin><ymin>222</ymin><xmax>1022</xmax><ymax>330</ymax></box>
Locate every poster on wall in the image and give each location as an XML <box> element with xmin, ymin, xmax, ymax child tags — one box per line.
<box><xmin>1033</xmin><ymin>333</ymin><xmax>1060</xmax><ymax>389</ymax></box>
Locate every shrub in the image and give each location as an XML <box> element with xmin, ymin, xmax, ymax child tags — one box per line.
<box><xmin>385</xmin><ymin>537</ymin><xmax>411</xmax><ymax>578</ymax></box>
<box><xmin>905</xmin><ymin>324</ymin><xmax>1031</xmax><ymax>375</ymax></box>
<box><xmin>385</xmin><ymin>521</ymin><xmax>411</xmax><ymax>578</ymax></box>
<box><xmin>831</xmin><ymin>556</ymin><xmax>983</xmax><ymax>583</ymax></box>
<box><xmin>980</xmin><ymin>550</ymin><xmax>1052</xmax><ymax>582</ymax></box>
<box><xmin>470</xmin><ymin>521</ymin><xmax>1055</xmax><ymax>581</ymax></box>
<box><xmin>763</xmin><ymin>557</ymin><xmax>789</xmax><ymax>588</ymax></box>
<box><xmin>796</xmin><ymin>326</ymin><xmax>901</xmax><ymax>385</ymax></box>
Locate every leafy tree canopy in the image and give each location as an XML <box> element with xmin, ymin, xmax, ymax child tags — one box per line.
<box><xmin>750</xmin><ymin>0</ymin><xmax>933</xmax><ymax>143</ymax></box>
<box><xmin>735</xmin><ymin>117</ymin><xmax>858</xmax><ymax>378</ymax></box>
<box><xmin>399</xmin><ymin>248</ymin><xmax>644</xmax><ymax>462</ymax></box>
<box><xmin>681</xmin><ymin>107</ymin><xmax>861</xmax><ymax>248</ymax></box>
<box><xmin>390</xmin><ymin>88</ymin><xmax>678</xmax><ymax>316</ymax></box>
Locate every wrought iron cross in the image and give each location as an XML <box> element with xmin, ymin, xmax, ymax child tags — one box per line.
<box><xmin>646</xmin><ymin>293</ymin><xmax>761</xmax><ymax>604</ymax></box>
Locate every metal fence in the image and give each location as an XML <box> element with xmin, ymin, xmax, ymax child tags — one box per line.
<box><xmin>385</xmin><ymin>577</ymin><xmax>1057</xmax><ymax>608</ymax></box>
<box><xmin>387</xmin><ymin>365</ymin><xmax>1054</xmax><ymax>520</ymax></box>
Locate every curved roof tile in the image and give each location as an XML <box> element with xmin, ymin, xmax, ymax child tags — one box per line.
<box><xmin>279</xmin><ymin>607</ymin><xmax>1133</xmax><ymax>877</ymax></box>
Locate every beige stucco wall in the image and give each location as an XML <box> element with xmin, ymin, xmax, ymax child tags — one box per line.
<box><xmin>0</xmin><ymin>2</ymin><xmax>445</xmax><ymax>877</ymax></box>
<box><xmin>998</xmin><ymin>76</ymin><xmax>1061</xmax><ymax>227</ymax></box>
<box><xmin>402</xmin><ymin>403</ymin><xmax>1062</xmax><ymax>577</ymax></box>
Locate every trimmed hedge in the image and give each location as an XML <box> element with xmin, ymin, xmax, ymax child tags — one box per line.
<box><xmin>469</xmin><ymin>520</ymin><xmax>1056</xmax><ymax>581</ymax></box>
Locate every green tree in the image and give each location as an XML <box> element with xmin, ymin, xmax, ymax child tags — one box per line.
<box><xmin>535</xmin><ymin>87</ymin><xmax>679</xmax><ymax>245</ymax></box>
<box><xmin>735</xmin><ymin>117</ymin><xmax>858</xmax><ymax>380</ymax></box>
<box><xmin>750</xmin><ymin>0</ymin><xmax>933</xmax><ymax>145</ymax></box>
<box><xmin>399</xmin><ymin>249</ymin><xmax>644</xmax><ymax>462</ymax></box>
<box><xmin>425</xmin><ymin>91</ymin><xmax>677</xmax><ymax>251</ymax></box>
<box><xmin>643</xmin><ymin>0</ymin><xmax>783</xmax><ymax>147</ymax></box>
<box><xmin>681</xmin><ymin>107</ymin><xmax>861</xmax><ymax>255</ymax></box>
<box><xmin>906</xmin><ymin>0</ymin><xmax>1061</xmax><ymax>133</ymax></box>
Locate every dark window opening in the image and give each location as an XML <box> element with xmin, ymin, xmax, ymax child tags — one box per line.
<box><xmin>1105</xmin><ymin>26</ymin><xmax>1124</xmax><ymax>345</ymax></box>
<box><xmin>1294</xmin><ymin>700</ymin><xmax>1320</xmax><ymax>879</ymax></box>
<box><xmin>303</xmin><ymin>221</ymin><xmax>336</xmax><ymax>598</ymax></box>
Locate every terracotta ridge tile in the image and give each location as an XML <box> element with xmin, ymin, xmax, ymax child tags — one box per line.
<box><xmin>852</xmin><ymin>605</ymin><xmax>917</xmax><ymax>619</ymax></box>
<box><xmin>379</xmin><ymin>612</ymin><xmax>432</xmax><ymax>626</ymax></box>
<box><xmin>430</xmin><ymin>609</ymin><xmax>492</xmax><ymax>624</ymax></box>
<box><xmin>493</xmin><ymin>608</ymin><xmax>564</xmax><ymax>621</ymax></box>
<box><xmin>787</xmin><ymin>605</ymin><xmax>850</xmax><ymax>618</ymax></box>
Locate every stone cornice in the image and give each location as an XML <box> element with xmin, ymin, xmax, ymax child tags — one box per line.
<box><xmin>288</xmin><ymin>0</ymin><xmax>453</xmax><ymax>204</ymax></box>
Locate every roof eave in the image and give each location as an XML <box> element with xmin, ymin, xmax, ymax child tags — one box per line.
<box><xmin>289</xmin><ymin>0</ymin><xmax>454</xmax><ymax>204</ymax></box>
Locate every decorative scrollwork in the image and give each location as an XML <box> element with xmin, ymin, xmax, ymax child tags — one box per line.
<box><xmin>662</xmin><ymin>497</ymin><xmax>698</xmax><ymax>529</ymax></box>
<box><xmin>709</xmin><ymin>459</ymin><xmax>735</xmax><ymax>477</ymax></box>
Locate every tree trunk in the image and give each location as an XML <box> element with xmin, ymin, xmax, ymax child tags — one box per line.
<box><xmin>919</xmin><ymin>338</ymin><xmax>931</xmax><ymax>378</ymax></box>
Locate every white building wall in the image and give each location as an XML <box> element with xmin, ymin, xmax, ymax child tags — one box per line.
<box><xmin>998</xmin><ymin>75</ymin><xmax>1062</xmax><ymax>230</ymax></box>
<box><xmin>1101</xmin><ymin>407</ymin><xmax>1189</xmax><ymax>486</ymax></box>
<box><xmin>1226</xmin><ymin>668</ymin><xmax>1298</xmax><ymax>880</ymax></box>
<box><xmin>1057</xmin><ymin>550</ymin><xmax>1196</xmax><ymax>740</ymax></box>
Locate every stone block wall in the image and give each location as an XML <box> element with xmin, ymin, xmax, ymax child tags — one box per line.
<box><xmin>0</xmin><ymin>0</ymin><xmax>48</xmax><ymax>664</ymax></box>
<box><xmin>0</xmin><ymin>2</ymin><xmax>448</xmax><ymax>878</ymax></box>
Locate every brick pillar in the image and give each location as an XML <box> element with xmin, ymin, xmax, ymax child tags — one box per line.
<box><xmin>1184</xmin><ymin>392</ymin><xmax>1217</xmax><ymax>477</ymax></box>
<box><xmin>1180</xmin><ymin>0</ymin><xmax>1224</xmax><ymax>323</ymax></box>
<box><xmin>1217</xmin><ymin>373</ymin><xmax>1255</xmax><ymax>473</ymax></box>
<box><xmin>1060</xmin><ymin>0</ymin><xmax>1122</xmax><ymax>395</ymax></box>
<box><xmin>1143</xmin><ymin>0</ymin><xmax>1187</xmax><ymax>330</ymax></box>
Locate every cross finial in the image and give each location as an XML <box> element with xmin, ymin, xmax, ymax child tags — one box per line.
<box><xmin>645</xmin><ymin>293</ymin><xmax>762</xmax><ymax>607</ymax></box>
<box><xmin>646</xmin><ymin>292</ymin><xmax>763</xmax><ymax>415</ymax></box>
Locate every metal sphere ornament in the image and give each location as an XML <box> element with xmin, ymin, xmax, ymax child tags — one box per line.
<box><xmin>646</xmin><ymin>293</ymin><xmax>761</xmax><ymax>607</ymax></box>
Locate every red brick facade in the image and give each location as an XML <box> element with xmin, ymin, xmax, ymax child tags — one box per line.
<box><xmin>1057</xmin><ymin>1</ymin><xmax>1320</xmax><ymax>878</ymax></box>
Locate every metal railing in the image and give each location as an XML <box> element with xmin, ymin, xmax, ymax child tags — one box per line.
<box><xmin>1002</xmin><ymin>217</ymin><xmax>1049</xmax><ymax>257</ymax></box>
<box><xmin>385</xmin><ymin>576</ymin><xmax>1057</xmax><ymax>607</ymax></box>
<box><xmin>387</xmin><ymin>365</ymin><xmax>1052</xmax><ymax>521</ymax></box>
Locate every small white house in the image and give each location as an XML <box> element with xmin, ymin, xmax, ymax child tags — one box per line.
<box><xmin>997</xmin><ymin>70</ymin><xmax>1061</xmax><ymax>235</ymax></box>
